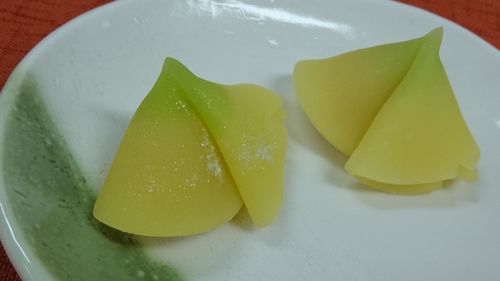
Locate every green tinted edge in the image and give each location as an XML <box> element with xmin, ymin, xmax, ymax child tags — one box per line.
<box><xmin>163</xmin><ymin>58</ymin><xmax>231</xmax><ymax>136</ymax></box>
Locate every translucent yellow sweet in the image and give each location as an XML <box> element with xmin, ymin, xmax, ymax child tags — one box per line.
<box><xmin>294</xmin><ymin>35</ymin><xmax>423</xmax><ymax>156</ymax></box>
<box><xmin>218</xmin><ymin>86</ymin><xmax>286</xmax><ymax>226</ymax></box>
<box><xmin>94</xmin><ymin>58</ymin><xmax>286</xmax><ymax>236</ymax></box>
<box><xmin>168</xmin><ymin>59</ymin><xmax>286</xmax><ymax>227</ymax></box>
<box><xmin>294</xmin><ymin>28</ymin><xmax>479</xmax><ymax>194</ymax></box>
<box><xmin>93</xmin><ymin>66</ymin><xmax>242</xmax><ymax>237</ymax></box>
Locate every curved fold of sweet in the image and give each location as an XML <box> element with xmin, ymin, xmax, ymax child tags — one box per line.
<box><xmin>94</xmin><ymin>58</ymin><xmax>286</xmax><ymax>236</ymax></box>
<box><xmin>168</xmin><ymin>59</ymin><xmax>287</xmax><ymax>227</ymax></box>
<box><xmin>294</xmin><ymin>28</ymin><xmax>479</xmax><ymax>194</ymax></box>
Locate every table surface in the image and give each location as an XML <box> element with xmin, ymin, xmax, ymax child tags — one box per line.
<box><xmin>0</xmin><ymin>0</ymin><xmax>498</xmax><ymax>280</ymax></box>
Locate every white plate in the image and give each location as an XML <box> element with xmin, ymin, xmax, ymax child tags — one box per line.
<box><xmin>1</xmin><ymin>0</ymin><xmax>500</xmax><ymax>280</ymax></box>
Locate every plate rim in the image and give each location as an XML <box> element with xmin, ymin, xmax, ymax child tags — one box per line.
<box><xmin>0</xmin><ymin>0</ymin><xmax>498</xmax><ymax>280</ymax></box>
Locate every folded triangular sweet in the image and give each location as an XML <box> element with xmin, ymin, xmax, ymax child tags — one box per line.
<box><xmin>94</xmin><ymin>58</ymin><xmax>286</xmax><ymax>236</ymax></box>
<box><xmin>93</xmin><ymin>63</ymin><xmax>243</xmax><ymax>237</ymax></box>
<box><xmin>294</xmin><ymin>28</ymin><xmax>479</xmax><ymax>193</ymax></box>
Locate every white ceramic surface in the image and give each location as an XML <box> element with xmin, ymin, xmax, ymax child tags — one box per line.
<box><xmin>1</xmin><ymin>0</ymin><xmax>499</xmax><ymax>280</ymax></box>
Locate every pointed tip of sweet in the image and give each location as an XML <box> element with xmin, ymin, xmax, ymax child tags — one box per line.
<box><xmin>163</xmin><ymin>57</ymin><xmax>191</xmax><ymax>75</ymax></box>
<box><xmin>422</xmin><ymin>27</ymin><xmax>444</xmax><ymax>46</ymax></box>
<box><xmin>163</xmin><ymin>56</ymin><xmax>180</xmax><ymax>69</ymax></box>
<box><xmin>428</xmin><ymin>26</ymin><xmax>444</xmax><ymax>36</ymax></box>
<box><xmin>164</xmin><ymin>56</ymin><xmax>181</xmax><ymax>65</ymax></box>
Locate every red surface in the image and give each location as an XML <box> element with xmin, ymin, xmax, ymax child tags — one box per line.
<box><xmin>0</xmin><ymin>0</ymin><xmax>498</xmax><ymax>280</ymax></box>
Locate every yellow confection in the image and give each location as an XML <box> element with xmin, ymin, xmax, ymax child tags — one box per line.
<box><xmin>294</xmin><ymin>28</ymin><xmax>479</xmax><ymax>194</ymax></box>
<box><xmin>294</xmin><ymin>35</ymin><xmax>423</xmax><ymax>155</ymax></box>
<box><xmin>168</xmin><ymin>60</ymin><xmax>287</xmax><ymax>227</ymax></box>
<box><xmin>94</xmin><ymin>58</ymin><xmax>286</xmax><ymax>236</ymax></box>
<box><xmin>212</xmin><ymin>85</ymin><xmax>286</xmax><ymax>227</ymax></box>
